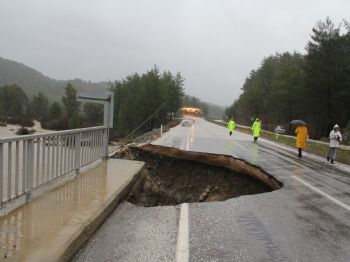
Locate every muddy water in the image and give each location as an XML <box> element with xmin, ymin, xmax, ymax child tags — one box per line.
<box><xmin>0</xmin><ymin>159</ymin><xmax>143</xmax><ymax>261</ymax></box>
<box><xmin>0</xmin><ymin>121</ymin><xmax>52</xmax><ymax>138</ymax></box>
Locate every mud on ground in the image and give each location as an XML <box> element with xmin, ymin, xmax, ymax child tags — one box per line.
<box><xmin>115</xmin><ymin>145</ymin><xmax>281</xmax><ymax>207</ymax></box>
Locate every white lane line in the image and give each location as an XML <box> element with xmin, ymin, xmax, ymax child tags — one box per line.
<box><xmin>176</xmin><ymin>203</ymin><xmax>189</xmax><ymax>262</ymax></box>
<box><xmin>292</xmin><ymin>176</ymin><xmax>350</xmax><ymax>212</ymax></box>
<box><xmin>185</xmin><ymin>128</ymin><xmax>190</xmax><ymax>151</ymax></box>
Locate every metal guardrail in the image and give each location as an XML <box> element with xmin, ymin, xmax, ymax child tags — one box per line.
<box><xmin>0</xmin><ymin>126</ymin><xmax>108</xmax><ymax>206</ymax></box>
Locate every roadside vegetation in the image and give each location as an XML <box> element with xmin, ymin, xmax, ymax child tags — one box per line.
<box><xmin>213</xmin><ymin>120</ymin><xmax>350</xmax><ymax>165</ymax></box>
<box><xmin>0</xmin><ymin>82</ymin><xmax>101</xmax><ymax>130</ymax></box>
<box><xmin>226</xmin><ymin>18</ymin><xmax>350</xmax><ymax>141</ymax></box>
<box><xmin>109</xmin><ymin>67</ymin><xmax>184</xmax><ymax>137</ymax></box>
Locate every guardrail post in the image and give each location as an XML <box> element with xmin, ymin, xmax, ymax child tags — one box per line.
<box><xmin>26</xmin><ymin>139</ymin><xmax>34</xmax><ymax>200</ymax></box>
<box><xmin>0</xmin><ymin>143</ymin><xmax>3</xmax><ymax>205</ymax></box>
<box><xmin>75</xmin><ymin>132</ymin><xmax>81</xmax><ymax>172</ymax></box>
<box><xmin>103</xmin><ymin>128</ymin><xmax>109</xmax><ymax>159</ymax></box>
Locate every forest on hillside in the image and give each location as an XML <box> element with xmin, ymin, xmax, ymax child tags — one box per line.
<box><xmin>0</xmin><ymin>67</ymin><xmax>186</xmax><ymax>137</ymax></box>
<box><xmin>226</xmin><ymin>18</ymin><xmax>350</xmax><ymax>139</ymax></box>
<box><xmin>0</xmin><ymin>83</ymin><xmax>103</xmax><ymax>131</ymax></box>
<box><xmin>0</xmin><ymin>57</ymin><xmax>225</xmax><ymax>137</ymax></box>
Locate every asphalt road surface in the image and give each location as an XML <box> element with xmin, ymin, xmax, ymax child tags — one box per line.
<box><xmin>75</xmin><ymin>118</ymin><xmax>350</xmax><ymax>262</ymax></box>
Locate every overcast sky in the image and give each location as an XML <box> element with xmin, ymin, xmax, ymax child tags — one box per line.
<box><xmin>0</xmin><ymin>0</ymin><xmax>349</xmax><ymax>105</ymax></box>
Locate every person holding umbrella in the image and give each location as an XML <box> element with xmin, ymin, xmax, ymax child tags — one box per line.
<box><xmin>327</xmin><ymin>124</ymin><xmax>342</xmax><ymax>164</ymax></box>
<box><xmin>291</xmin><ymin>120</ymin><xmax>308</xmax><ymax>158</ymax></box>
<box><xmin>252</xmin><ymin>118</ymin><xmax>261</xmax><ymax>142</ymax></box>
<box><xmin>227</xmin><ymin>117</ymin><xmax>236</xmax><ymax>136</ymax></box>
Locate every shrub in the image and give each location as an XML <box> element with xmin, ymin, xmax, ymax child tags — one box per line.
<box><xmin>15</xmin><ymin>126</ymin><xmax>36</xmax><ymax>135</ymax></box>
<box><xmin>16</xmin><ymin>127</ymin><xmax>30</xmax><ymax>135</ymax></box>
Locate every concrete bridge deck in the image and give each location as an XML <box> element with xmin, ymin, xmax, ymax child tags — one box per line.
<box><xmin>0</xmin><ymin>159</ymin><xmax>144</xmax><ymax>261</ymax></box>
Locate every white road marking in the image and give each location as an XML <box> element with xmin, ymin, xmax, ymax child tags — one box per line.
<box><xmin>176</xmin><ymin>203</ymin><xmax>189</xmax><ymax>262</ymax></box>
<box><xmin>292</xmin><ymin>176</ymin><xmax>350</xmax><ymax>212</ymax></box>
<box><xmin>185</xmin><ymin>128</ymin><xmax>190</xmax><ymax>151</ymax></box>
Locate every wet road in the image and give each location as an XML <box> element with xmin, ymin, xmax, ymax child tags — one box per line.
<box><xmin>75</xmin><ymin>118</ymin><xmax>350</xmax><ymax>262</ymax></box>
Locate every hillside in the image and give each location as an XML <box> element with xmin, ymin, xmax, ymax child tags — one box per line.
<box><xmin>0</xmin><ymin>57</ymin><xmax>109</xmax><ymax>97</ymax></box>
<box><xmin>0</xmin><ymin>57</ymin><xmax>225</xmax><ymax>119</ymax></box>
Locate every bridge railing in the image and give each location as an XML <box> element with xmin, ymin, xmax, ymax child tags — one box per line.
<box><xmin>0</xmin><ymin>126</ymin><xmax>108</xmax><ymax>206</ymax></box>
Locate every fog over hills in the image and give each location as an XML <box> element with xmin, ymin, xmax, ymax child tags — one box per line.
<box><xmin>0</xmin><ymin>57</ymin><xmax>225</xmax><ymax>118</ymax></box>
<box><xmin>0</xmin><ymin>57</ymin><xmax>109</xmax><ymax>97</ymax></box>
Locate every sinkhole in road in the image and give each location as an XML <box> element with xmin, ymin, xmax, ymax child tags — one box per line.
<box><xmin>115</xmin><ymin>144</ymin><xmax>282</xmax><ymax>207</ymax></box>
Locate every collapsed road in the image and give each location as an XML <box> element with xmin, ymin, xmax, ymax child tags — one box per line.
<box><xmin>118</xmin><ymin>145</ymin><xmax>281</xmax><ymax>206</ymax></box>
<box><xmin>74</xmin><ymin>118</ymin><xmax>350</xmax><ymax>262</ymax></box>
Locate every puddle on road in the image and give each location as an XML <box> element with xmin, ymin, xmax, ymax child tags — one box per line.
<box><xmin>0</xmin><ymin>162</ymin><xmax>108</xmax><ymax>261</ymax></box>
<box><xmin>115</xmin><ymin>144</ymin><xmax>282</xmax><ymax>207</ymax></box>
<box><xmin>0</xmin><ymin>159</ymin><xmax>139</xmax><ymax>261</ymax></box>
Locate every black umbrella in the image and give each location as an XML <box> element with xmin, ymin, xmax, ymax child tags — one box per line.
<box><xmin>290</xmin><ymin>119</ymin><xmax>306</xmax><ymax>126</ymax></box>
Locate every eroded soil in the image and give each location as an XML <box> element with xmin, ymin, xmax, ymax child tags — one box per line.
<box><xmin>115</xmin><ymin>145</ymin><xmax>281</xmax><ymax>207</ymax></box>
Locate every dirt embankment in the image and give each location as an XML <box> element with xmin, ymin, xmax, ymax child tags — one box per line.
<box><xmin>115</xmin><ymin>145</ymin><xmax>282</xmax><ymax>207</ymax></box>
